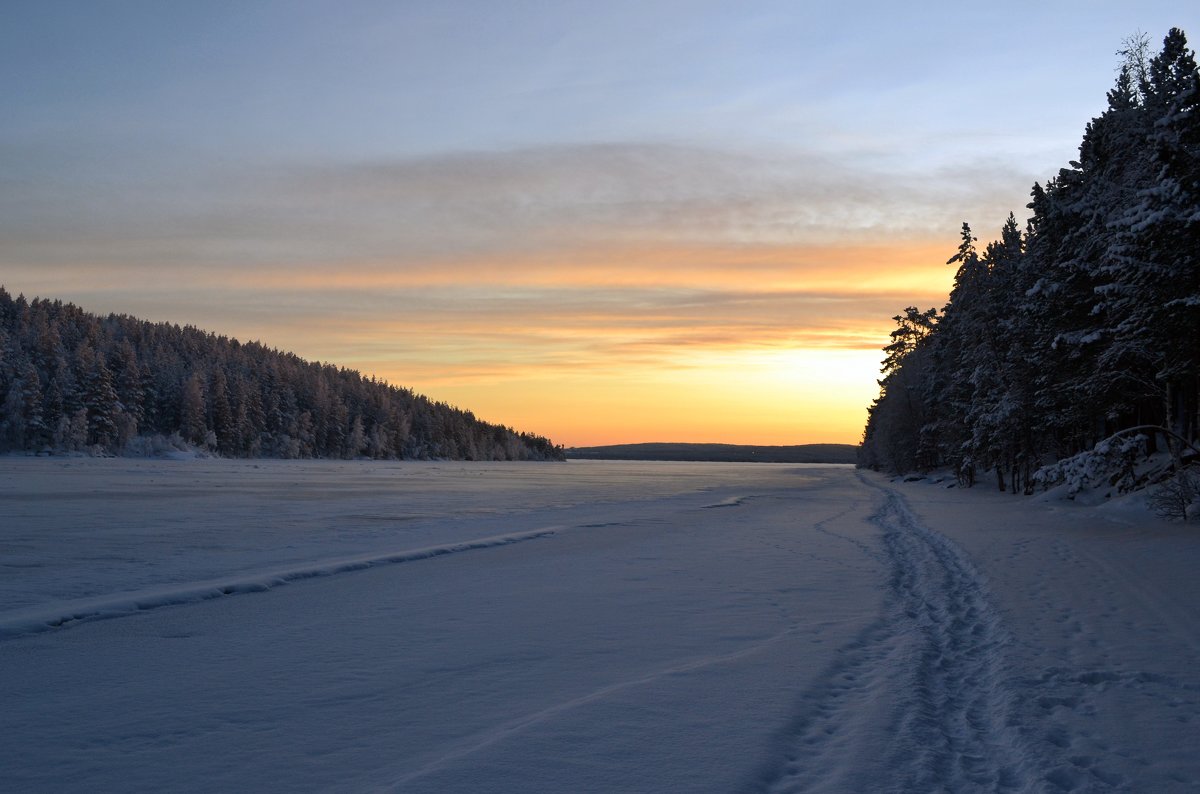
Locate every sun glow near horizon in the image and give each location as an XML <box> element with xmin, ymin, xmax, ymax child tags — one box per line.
<box><xmin>1</xmin><ymin>235</ymin><xmax>954</xmax><ymax>447</ymax></box>
<box><xmin>2</xmin><ymin>235</ymin><xmax>953</xmax><ymax>448</ymax></box>
<box><xmin>405</xmin><ymin>345</ymin><xmax>886</xmax><ymax>449</ymax></box>
<box><xmin>316</xmin><ymin>242</ymin><xmax>949</xmax><ymax>447</ymax></box>
<box><xmin>282</xmin><ymin>247</ymin><xmax>947</xmax><ymax>448</ymax></box>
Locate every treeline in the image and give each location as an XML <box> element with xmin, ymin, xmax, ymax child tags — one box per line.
<box><xmin>861</xmin><ymin>29</ymin><xmax>1199</xmax><ymax>491</ymax></box>
<box><xmin>567</xmin><ymin>443</ymin><xmax>858</xmax><ymax>463</ymax></box>
<box><xmin>0</xmin><ymin>288</ymin><xmax>564</xmax><ymax>461</ymax></box>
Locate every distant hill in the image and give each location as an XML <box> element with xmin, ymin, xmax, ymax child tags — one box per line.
<box><xmin>565</xmin><ymin>443</ymin><xmax>857</xmax><ymax>464</ymax></box>
<box><xmin>0</xmin><ymin>287</ymin><xmax>563</xmax><ymax>461</ymax></box>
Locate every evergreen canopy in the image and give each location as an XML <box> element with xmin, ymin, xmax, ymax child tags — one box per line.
<box><xmin>860</xmin><ymin>28</ymin><xmax>1199</xmax><ymax>491</ymax></box>
<box><xmin>0</xmin><ymin>288</ymin><xmax>564</xmax><ymax>461</ymax></box>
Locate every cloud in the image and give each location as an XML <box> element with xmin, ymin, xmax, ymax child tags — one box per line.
<box><xmin>262</xmin><ymin>142</ymin><xmax>1037</xmax><ymax>249</ymax></box>
<box><xmin>1</xmin><ymin>140</ymin><xmax>1040</xmax><ymax>270</ymax></box>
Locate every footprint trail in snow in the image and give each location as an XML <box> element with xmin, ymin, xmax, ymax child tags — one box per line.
<box><xmin>762</xmin><ymin>476</ymin><xmax>1039</xmax><ymax>793</ymax></box>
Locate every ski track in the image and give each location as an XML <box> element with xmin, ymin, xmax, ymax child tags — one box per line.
<box><xmin>0</xmin><ymin>526</ymin><xmax>562</xmax><ymax>641</ymax></box>
<box><xmin>760</xmin><ymin>475</ymin><xmax>1040</xmax><ymax>793</ymax></box>
<box><xmin>386</xmin><ymin>624</ymin><xmax>802</xmax><ymax>791</ymax></box>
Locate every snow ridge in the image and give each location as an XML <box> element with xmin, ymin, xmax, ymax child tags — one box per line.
<box><xmin>702</xmin><ymin>495</ymin><xmax>751</xmax><ymax>509</ymax></box>
<box><xmin>0</xmin><ymin>526</ymin><xmax>561</xmax><ymax>641</ymax></box>
<box><xmin>762</xmin><ymin>478</ymin><xmax>1037</xmax><ymax>792</ymax></box>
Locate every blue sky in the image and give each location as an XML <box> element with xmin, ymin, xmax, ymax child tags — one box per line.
<box><xmin>2</xmin><ymin>1</ymin><xmax>1197</xmax><ymax>444</ymax></box>
<box><xmin>6</xmin><ymin>1</ymin><xmax>1190</xmax><ymax>160</ymax></box>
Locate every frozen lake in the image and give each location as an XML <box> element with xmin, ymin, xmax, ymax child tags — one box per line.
<box><xmin>2</xmin><ymin>459</ymin><xmax>1198</xmax><ymax>791</ymax></box>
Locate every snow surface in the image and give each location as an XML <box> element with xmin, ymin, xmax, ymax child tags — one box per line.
<box><xmin>1</xmin><ymin>459</ymin><xmax>1197</xmax><ymax>792</ymax></box>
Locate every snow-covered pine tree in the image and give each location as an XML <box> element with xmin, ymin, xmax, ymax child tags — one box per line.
<box><xmin>180</xmin><ymin>372</ymin><xmax>208</xmax><ymax>446</ymax></box>
<box><xmin>80</xmin><ymin>345</ymin><xmax>121</xmax><ymax>448</ymax></box>
<box><xmin>862</xmin><ymin>27</ymin><xmax>1200</xmax><ymax>486</ymax></box>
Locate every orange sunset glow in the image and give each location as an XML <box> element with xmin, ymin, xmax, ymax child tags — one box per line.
<box><xmin>279</xmin><ymin>241</ymin><xmax>957</xmax><ymax>446</ymax></box>
<box><xmin>7</xmin><ymin>237</ymin><xmax>956</xmax><ymax>446</ymax></box>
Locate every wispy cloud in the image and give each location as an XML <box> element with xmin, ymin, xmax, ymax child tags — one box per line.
<box><xmin>250</xmin><ymin>142</ymin><xmax>1038</xmax><ymax>251</ymax></box>
<box><xmin>1</xmin><ymin>141</ymin><xmax>1039</xmax><ymax>268</ymax></box>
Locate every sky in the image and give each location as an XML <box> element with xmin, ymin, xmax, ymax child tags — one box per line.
<box><xmin>2</xmin><ymin>1</ymin><xmax>1197</xmax><ymax>447</ymax></box>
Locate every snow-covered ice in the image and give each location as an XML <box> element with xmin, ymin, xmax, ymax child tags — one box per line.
<box><xmin>1</xmin><ymin>459</ymin><xmax>1197</xmax><ymax>791</ymax></box>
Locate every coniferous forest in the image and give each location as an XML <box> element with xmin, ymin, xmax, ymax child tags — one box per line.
<box><xmin>0</xmin><ymin>288</ymin><xmax>564</xmax><ymax>461</ymax></box>
<box><xmin>861</xmin><ymin>29</ymin><xmax>1199</xmax><ymax>493</ymax></box>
